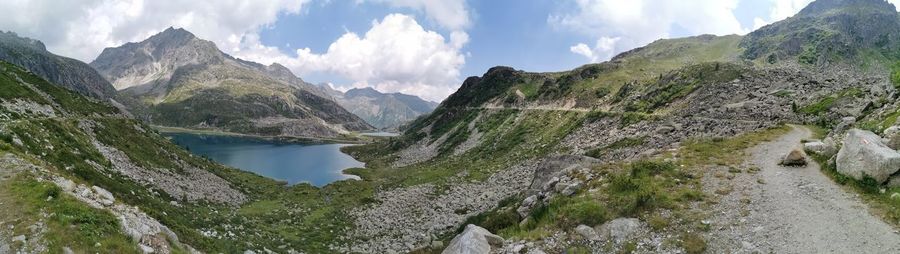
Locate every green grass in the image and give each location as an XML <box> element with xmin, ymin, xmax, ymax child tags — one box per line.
<box><xmin>812</xmin><ymin>154</ymin><xmax>900</xmax><ymax>226</ymax></box>
<box><xmin>678</xmin><ymin>125</ymin><xmax>791</xmax><ymax>168</ymax></box>
<box><xmin>2</xmin><ymin>174</ymin><xmax>139</xmax><ymax>253</ymax></box>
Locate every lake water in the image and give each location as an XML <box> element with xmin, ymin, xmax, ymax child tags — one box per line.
<box><xmin>165</xmin><ymin>133</ymin><xmax>364</xmax><ymax>187</ymax></box>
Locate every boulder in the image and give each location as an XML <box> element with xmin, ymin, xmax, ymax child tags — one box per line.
<box><xmin>596</xmin><ymin>218</ymin><xmax>646</xmax><ymax>244</ymax></box>
<box><xmin>516</xmin><ymin>195</ymin><xmax>540</xmax><ymax>218</ymax></box>
<box><xmin>575</xmin><ymin>225</ymin><xmax>600</xmax><ymax>241</ymax></box>
<box><xmin>780</xmin><ymin>148</ymin><xmax>807</xmax><ymax>167</ymax></box>
<box><xmin>92</xmin><ymin>186</ymin><xmax>115</xmax><ymax>206</ymax></box>
<box><xmin>442</xmin><ymin>225</ymin><xmax>504</xmax><ymax>254</ymax></box>
<box><xmin>888</xmin><ymin>175</ymin><xmax>900</xmax><ymax>188</ymax></box>
<box><xmin>560</xmin><ymin>181</ymin><xmax>583</xmax><ymax>196</ymax></box>
<box><xmin>836</xmin><ymin>129</ymin><xmax>900</xmax><ymax>183</ymax></box>
<box><xmin>804</xmin><ymin>138</ymin><xmax>836</xmax><ymax>156</ymax></box>
<box><xmin>884</xmin><ymin>126</ymin><xmax>900</xmax><ymax>150</ymax></box>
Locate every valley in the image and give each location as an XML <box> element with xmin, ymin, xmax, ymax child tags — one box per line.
<box><xmin>2</xmin><ymin>0</ymin><xmax>900</xmax><ymax>253</ymax></box>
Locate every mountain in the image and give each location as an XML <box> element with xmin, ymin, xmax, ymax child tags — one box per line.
<box><xmin>0</xmin><ymin>59</ymin><xmax>380</xmax><ymax>253</ymax></box>
<box><xmin>0</xmin><ymin>31</ymin><xmax>116</xmax><ymax>99</ymax></box>
<box><xmin>741</xmin><ymin>0</ymin><xmax>900</xmax><ymax>67</ymax></box>
<box><xmin>90</xmin><ymin>28</ymin><xmax>372</xmax><ymax>137</ymax></box>
<box><xmin>339</xmin><ymin>1</ymin><xmax>900</xmax><ymax>252</ymax></box>
<box><xmin>4</xmin><ymin>1</ymin><xmax>900</xmax><ymax>253</ymax></box>
<box><xmin>320</xmin><ymin>85</ymin><xmax>438</xmax><ymax>129</ymax></box>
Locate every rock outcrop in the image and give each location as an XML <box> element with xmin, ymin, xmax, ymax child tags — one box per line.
<box><xmin>836</xmin><ymin>129</ymin><xmax>900</xmax><ymax>183</ymax></box>
<box><xmin>442</xmin><ymin>225</ymin><xmax>504</xmax><ymax>254</ymax></box>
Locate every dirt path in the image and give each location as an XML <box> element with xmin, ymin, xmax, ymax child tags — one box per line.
<box><xmin>705</xmin><ymin>125</ymin><xmax>900</xmax><ymax>253</ymax></box>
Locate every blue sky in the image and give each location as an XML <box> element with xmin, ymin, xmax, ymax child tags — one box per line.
<box><xmin>2</xmin><ymin>0</ymin><xmax>897</xmax><ymax>101</ymax></box>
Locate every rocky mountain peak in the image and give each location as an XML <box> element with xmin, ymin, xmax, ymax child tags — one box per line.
<box><xmin>90</xmin><ymin>27</ymin><xmax>227</xmax><ymax>90</ymax></box>
<box><xmin>0</xmin><ymin>31</ymin><xmax>46</xmax><ymax>51</ymax></box>
<box><xmin>798</xmin><ymin>0</ymin><xmax>897</xmax><ymax>16</ymax></box>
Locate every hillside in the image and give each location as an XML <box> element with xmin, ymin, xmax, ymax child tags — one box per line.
<box><xmin>0</xmin><ymin>31</ymin><xmax>117</xmax><ymax>99</ymax></box>
<box><xmin>90</xmin><ymin>28</ymin><xmax>372</xmax><ymax>138</ymax></box>
<box><xmin>320</xmin><ymin>85</ymin><xmax>438</xmax><ymax>129</ymax></box>
<box><xmin>2</xmin><ymin>0</ymin><xmax>900</xmax><ymax>253</ymax></box>
<box><xmin>340</xmin><ymin>0</ymin><xmax>900</xmax><ymax>252</ymax></box>
<box><xmin>0</xmin><ymin>60</ymin><xmax>384</xmax><ymax>253</ymax></box>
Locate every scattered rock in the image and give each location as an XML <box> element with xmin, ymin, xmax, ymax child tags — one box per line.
<box><xmin>431</xmin><ymin>240</ymin><xmax>444</xmax><ymax>250</ymax></box>
<box><xmin>885</xmin><ymin>126</ymin><xmax>900</xmax><ymax>150</ymax></box>
<box><xmin>139</xmin><ymin>244</ymin><xmax>154</xmax><ymax>253</ymax></box>
<box><xmin>92</xmin><ymin>186</ymin><xmax>115</xmax><ymax>206</ymax></box>
<box><xmin>517</xmin><ymin>195</ymin><xmax>540</xmax><ymax>218</ymax></box>
<box><xmin>560</xmin><ymin>181</ymin><xmax>583</xmax><ymax>196</ymax></box>
<box><xmin>779</xmin><ymin>148</ymin><xmax>807</xmax><ymax>167</ymax></box>
<box><xmin>442</xmin><ymin>224</ymin><xmax>504</xmax><ymax>254</ymax></box>
<box><xmin>836</xmin><ymin>129</ymin><xmax>900</xmax><ymax>183</ymax></box>
<box><xmin>575</xmin><ymin>225</ymin><xmax>600</xmax><ymax>241</ymax></box>
<box><xmin>12</xmin><ymin>235</ymin><xmax>26</xmax><ymax>242</ymax></box>
<box><xmin>596</xmin><ymin>218</ymin><xmax>646</xmax><ymax>244</ymax></box>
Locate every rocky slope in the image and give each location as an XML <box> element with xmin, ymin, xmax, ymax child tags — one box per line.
<box><xmin>320</xmin><ymin>85</ymin><xmax>438</xmax><ymax>129</ymax></box>
<box><xmin>0</xmin><ymin>31</ymin><xmax>117</xmax><ymax>99</ymax></box>
<box><xmin>341</xmin><ymin>0</ymin><xmax>900</xmax><ymax>253</ymax></box>
<box><xmin>90</xmin><ymin>28</ymin><xmax>372</xmax><ymax>137</ymax></box>
<box><xmin>0</xmin><ymin>59</ymin><xmax>380</xmax><ymax>253</ymax></box>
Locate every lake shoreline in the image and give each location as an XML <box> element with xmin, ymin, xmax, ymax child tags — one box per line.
<box><xmin>165</xmin><ymin>132</ymin><xmax>367</xmax><ymax>187</ymax></box>
<box><xmin>153</xmin><ymin>125</ymin><xmax>372</xmax><ymax>145</ymax></box>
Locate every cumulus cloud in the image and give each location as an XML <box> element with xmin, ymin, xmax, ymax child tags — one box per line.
<box><xmin>0</xmin><ymin>0</ymin><xmax>471</xmax><ymax>101</ymax></box>
<box><xmin>0</xmin><ymin>0</ymin><xmax>307</xmax><ymax>62</ymax></box>
<box><xmin>358</xmin><ymin>0</ymin><xmax>471</xmax><ymax>31</ymax></box>
<box><xmin>553</xmin><ymin>0</ymin><xmax>748</xmax><ymax>63</ymax></box>
<box><xmin>239</xmin><ymin>14</ymin><xmax>466</xmax><ymax>102</ymax></box>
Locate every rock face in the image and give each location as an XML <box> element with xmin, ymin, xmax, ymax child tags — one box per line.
<box><xmin>836</xmin><ymin>129</ymin><xmax>900</xmax><ymax>183</ymax></box>
<box><xmin>442</xmin><ymin>224</ymin><xmax>504</xmax><ymax>254</ymax></box>
<box><xmin>90</xmin><ymin>27</ymin><xmax>372</xmax><ymax>137</ymax></box>
<box><xmin>319</xmin><ymin>86</ymin><xmax>438</xmax><ymax>129</ymax></box>
<box><xmin>780</xmin><ymin>148</ymin><xmax>808</xmax><ymax>167</ymax></box>
<box><xmin>0</xmin><ymin>31</ymin><xmax>116</xmax><ymax>99</ymax></box>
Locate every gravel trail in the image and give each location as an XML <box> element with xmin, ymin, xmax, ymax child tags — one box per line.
<box><xmin>706</xmin><ymin>125</ymin><xmax>900</xmax><ymax>253</ymax></box>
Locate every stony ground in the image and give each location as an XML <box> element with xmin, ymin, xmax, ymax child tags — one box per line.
<box><xmin>705</xmin><ymin>126</ymin><xmax>900</xmax><ymax>253</ymax></box>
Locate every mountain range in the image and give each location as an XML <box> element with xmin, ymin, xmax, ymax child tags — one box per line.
<box><xmin>0</xmin><ymin>31</ymin><xmax>116</xmax><ymax>99</ymax></box>
<box><xmin>89</xmin><ymin>28</ymin><xmax>372</xmax><ymax>138</ymax></box>
<box><xmin>318</xmin><ymin>84</ymin><xmax>438</xmax><ymax>129</ymax></box>
<box><xmin>2</xmin><ymin>0</ymin><xmax>900</xmax><ymax>253</ymax></box>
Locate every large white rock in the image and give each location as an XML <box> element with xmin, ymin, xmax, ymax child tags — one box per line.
<box><xmin>836</xmin><ymin>129</ymin><xmax>900</xmax><ymax>183</ymax></box>
<box><xmin>575</xmin><ymin>224</ymin><xmax>600</xmax><ymax>241</ymax></box>
<box><xmin>596</xmin><ymin>218</ymin><xmax>646</xmax><ymax>244</ymax></box>
<box><xmin>804</xmin><ymin>138</ymin><xmax>837</xmax><ymax>157</ymax></box>
<box><xmin>442</xmin><ymin>224</ymin><xmax>504</xmax><ymax>254</ymax></box>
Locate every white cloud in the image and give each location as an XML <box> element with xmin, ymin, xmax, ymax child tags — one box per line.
<box><xmin>358</xmin><ymin>0</ymin><xmax>471</xmax><ymax>31</ymax></box>
<box><xmin>752</xmin><ymin>0</ymin><xmax>813</xmax><ymax>29</ymax></box>
<box><xmin>0</xmin><ymin>0</ymin><xmax>307</xmax><ymax>62</ymax></box>
<box><xmin>553</xmin><ymin>0</ymin><xmax>748</xmax><ymax>63</ymax></box>
<box><xmin>0</xmin><ymin>0</ymin><xmax>471</xmax><ymax>101</ymax></box>
<box><xmin>237</xmin><ymin>14</ymin><xmax>466</xmax><ymax>102</ymax></box>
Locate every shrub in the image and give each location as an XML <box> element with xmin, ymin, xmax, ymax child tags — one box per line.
<box><xmin>629</xmin><ymin>160</ymin><xmax>675</xmax><ymax>178</ymax></box>
<box><xmin>680</xmin><ymin>233</ymin><xmax>707</xmax><ymax>254</ymax></box>
<box><xmin>555</xmin><ymin>199</ymin><xmax>608</xmax><ymax>228</ymax></box>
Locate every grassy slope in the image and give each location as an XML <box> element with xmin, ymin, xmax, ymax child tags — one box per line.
<box><xmin>0</xmin><ymin>61</ymin><xmax>376</xmax><ymax>253</ymax></box>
